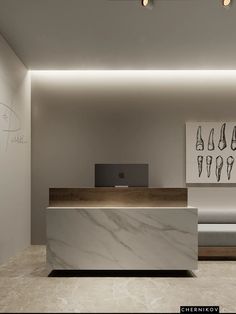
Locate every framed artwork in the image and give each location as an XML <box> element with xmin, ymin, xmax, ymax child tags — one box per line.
<box><xmin>186</xmin><ymin>122</ymin><xmax>236</xmax><ymax>183</ymax></box>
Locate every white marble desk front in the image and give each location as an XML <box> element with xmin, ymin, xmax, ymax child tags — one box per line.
<box><xmin>46</xmin><ymin>206</ymin><xmax>198</xmax><ymax>271</ymax></box>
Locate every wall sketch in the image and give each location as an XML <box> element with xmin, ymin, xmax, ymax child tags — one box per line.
<box><xmin>186</xmin><ymin>122</ymin><xmax>236</xmax><ymax>183</ymax></box>
<box><xmin>218</xmin><ymin>123</ymin><xmax>227</xmax><ymax>150</ymax></box>
<box><xmin>0</xmin><ymin>102</ymin><xmax>21</xmax><ymax>131</ymax></box>
<box><xmin>208</xmin><ymin>128</ymin><xmax>215</xmax><ymax>151</ymax></box>
<box><xmin>216</xmin><ymin>155</ymin><xmax>223</xmax><ymax>182</ymax></box>
<box><xmin>206</xmin><ymin>155</ymin><xmax>212</xmax><ymax>178</ymax></box>
<box><xmin>0</xmin><ymin>101</ymin><xmax>27</xmax><ymax>151</ymax></box>
<box><xmin>196</xmin><ymin>126</ymin><xmax>204</xmax><ymax>151</ymax></box>
<box><xmin>231</xmin><ymin>126</ymin><xmax>236</xmax><ymax>151</ymax></box>
<box><xmin>227</xmin><ymin>156</ymin><xmax>234</xmax><ymax>180</ymax></box>
<box><xmin>197</xmin><ymin>155</ymin><xmax>203</xmax><ymax>177</ymax></box>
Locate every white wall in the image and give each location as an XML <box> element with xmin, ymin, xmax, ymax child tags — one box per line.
<box><xmin>0</xmin><ymin>34</ymin><xmax>31</xmax><ymax>264</ymax></box>
<box><xmin>31</xmin><ymin>71</ymin><xmax>236</xmax><ymax>244</ymax></box>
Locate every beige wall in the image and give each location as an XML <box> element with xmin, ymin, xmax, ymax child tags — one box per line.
<box><xmin>0</xmin><ymin>34</ymin><xmax>31</xmax><ymax>264</ymax></box>
<box><xmin>31</xmin><ymin>71</ymin><xmax>236</xmax><ymax>244</ymax></box>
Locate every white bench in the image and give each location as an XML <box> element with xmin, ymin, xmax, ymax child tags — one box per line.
<box><xmin>198</xmin><ymin>210</ymin><xmax>236</xmax><ymax>257</ymax></box>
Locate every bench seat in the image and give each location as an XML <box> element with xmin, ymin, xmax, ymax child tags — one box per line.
<box><xmin>198</xmin><ymin>210</ymin><xmax>236</xmax><ymax>224</ymax></box>
<box><xmin>199</xmin><ymin>224</ymin><xmax>236</xmax><ymax>246</ymax></box>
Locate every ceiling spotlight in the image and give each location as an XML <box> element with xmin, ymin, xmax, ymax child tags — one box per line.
<box><xmin>142</xmin><ymin>0</ymin><xmax>153</xmax><ymax>8</ymax></box>
<box><xmin>142</xmin><ymin>0</ymin><xmax>149</xmax><ymax>7</ymax></box>
<box><xmin>140</xmin><ymin>0</ymin><xmax>232</xmax><ymax>8</ymax></box>
<box><xmin>223</xmin><ymin>0</ymin><xmax>231</xmax><ymax>6</ymax></box>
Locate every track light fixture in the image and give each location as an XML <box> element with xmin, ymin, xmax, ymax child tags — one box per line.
<box><xmin>141</xmin><ymin>0</ymin><xmax>232</xmax><ymax>8</ymax></box>
<box><xmin>223</xmin><ymin>0</ymin><xmax>231</xmax><ymax>6</ymax></box>
<box><xmin>142</xmin><ymin>0</ymin><xmax>149</xmax><ymax>6</ymax></box>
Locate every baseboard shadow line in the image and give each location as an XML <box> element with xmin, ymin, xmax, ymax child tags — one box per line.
<box><xmin>48</xmin><ymin>269</ymin><xmax>195</xmax><ymax>278</ymax></box>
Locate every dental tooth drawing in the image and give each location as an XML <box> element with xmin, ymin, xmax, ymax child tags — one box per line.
<box><xmin>187</xmin><ymin>122</ymin><xmax>236</xmax><ymax>183</ymax></box>
<box><xmin>206</xmin><ymin>155</ymin><xmax>213</xmax><ymax>178</ymax></box>
<box><xmin>208</xmin><ymin>128</ymin><xmax>215</xmax><ymax>151</ymax></box>
<box><xmin>196</xmin><ymin>126</ymin><xmax>204</xmax><ymax>151</ymax></box>
<box><xmin>218</xmin><ymin>123</ymin><xmax>227</xmax><ymax>150</ymax></box>
<box><xmin>231</xmin><ymin>126</ymin><xmax>236</xmax><ymax>151</ymax></box>
<box><xmin>216</xmin><ymin>156</ymin><xmax>223</xmax><ymax>182</ymax></box>
<box><xmin>227</xmin><ymin>156</ymin><xmax>235</xmax><ymax>180</ymax></box>
<box><xmin>197</xmin><ymin>155</ymin><xmax>204</xmax><ymax>177</ymax></box>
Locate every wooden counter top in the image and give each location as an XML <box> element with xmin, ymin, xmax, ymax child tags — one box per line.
<box><xmin>49</xmin><ymin>188</ymin><xmax>187</xmax><ymax>208</ymax></box>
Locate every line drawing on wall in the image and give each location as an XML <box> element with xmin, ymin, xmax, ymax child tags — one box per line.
<box><xmin>0</xmin><ymin>102</ymin><xmax>21</xmax><ymax>132</ymax></box>
<box><xmin>231</xmin><ymin>126</ymin><xmax>236</xmax><ymax>151</ymax></box>
<box><xmin>186</xmin><ymin>122</ymin><xmax>236</xmax><ymax>183</ymax></box>
<box><xmin>196</xmin><ymin>126</ymin><xmax>204</xmax><ymax>151</ymax></box>
<box><xmin>208</xmin><ymin>128</ymin><xmax>215</xmax><ymax>151</ymax></box>
<box><xmin>0</xmin><ymin>102</ymin><xmax>21</xmax><ymax>151</ymax></box>
<box><xmin>227</xmin><ymin>156</ymin><xmax>235</xmax><ymax>180</ymax></box>
<box><xmin>0</xmin><ymin>76</ymin><xmax>27</xmax><ymax>152</ymax></box>
<box><xmin>216</xmin><ymin>155</ymin><xmax>223</xmax><ymax>182</ymax></box>
<box><xmin>197</xmin><ymin>155</ymin><xmax>203</xmax><ymax>177</ymax></box>
<box><xmin>218</xmin><ymin>123</ymin><xmax>227</xmax><ymax>150</ymax></box>
<box><xmin>206</xmin><ymin>155</ymin><xmax>212</xmax><ymax>178</ymax></box>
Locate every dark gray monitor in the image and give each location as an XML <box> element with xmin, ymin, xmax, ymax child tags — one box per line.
<box><xmin>95</xmin><ymin>164</ymin><xmax>149</xmax><ymax>187</ymax></box>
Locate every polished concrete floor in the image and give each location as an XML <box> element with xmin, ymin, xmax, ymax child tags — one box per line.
<box><xmin>0</xmin><ymin>246</ymin><xmax>236</xmax><ymax>313</ymax></box>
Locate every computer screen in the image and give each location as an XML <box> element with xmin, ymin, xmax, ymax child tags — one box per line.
<box><xmin>95</xmin><ymin>164</ymin><xmax>149</xmax><ymax>187</ymax></box>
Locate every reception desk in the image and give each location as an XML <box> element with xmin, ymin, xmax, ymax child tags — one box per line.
<box><xmin>46</xmin><ymin>188</ymin><xmax>198</xmax><ymax>271</ymax></box>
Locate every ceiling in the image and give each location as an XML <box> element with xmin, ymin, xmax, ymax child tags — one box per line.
<box><xmin>0</xmin><ymin>0</ymin><xmax>235</xmax><ymax>69</ymax></box>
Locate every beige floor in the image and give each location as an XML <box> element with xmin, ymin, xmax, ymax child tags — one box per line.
<box><xmin>0</xmin><ymin>246</ymin><xmax>236</xmax><ymax>313</ymax></box>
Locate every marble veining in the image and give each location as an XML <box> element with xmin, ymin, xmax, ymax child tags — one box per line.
<box><xmin>46</xmin><ymin>207</ymin><xmax>198</xmax><ymax>270</ymax></box>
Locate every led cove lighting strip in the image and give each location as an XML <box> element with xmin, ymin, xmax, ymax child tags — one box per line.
<box><xmin>30</xmin><ymin>70</ymin><xmax>236</xmax><ymax>89</ymax></box>
<box><xmin>29</xmin><ymin>70</ymin><xmax>236</xmax><ymax>84</ymax></box>
<box><xmin>30</xmin><ymin>70</ymin><xmax>236</xmax><ymax>73</ymax></box>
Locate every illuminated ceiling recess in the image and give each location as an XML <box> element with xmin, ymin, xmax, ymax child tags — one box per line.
<box><xmin>141</xmin><ymin>0</ymin><xmax>232</xmax><ymax>7</ymax></box>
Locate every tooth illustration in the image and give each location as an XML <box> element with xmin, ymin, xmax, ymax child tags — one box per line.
<box><xmin>196</xmin><ymin>126</ymin><xmax>204</xmax><ymax>151</ymax></box>
<box><xmin>231</xmin><ymin>126</ymin><xmax>236</xmax><ymax>151</ymax></box>
<box><xmin>208</xmin><ymin>128</ymin><xmax>215</xmax><ymax>151</ymax></box>
<box><xmin>197</xmin><ymin>156</ymin><xmax>204</xmax><ymax>177</ymax></box>
<box><xmin>218</xmin><ymin>123</ymin><xmax>227</xmax><ymax>150</ymax></box>
<box><xmin>216</xmin><ymin>156</ymin><xmax>223</xmax><ymax>182</ymax></box>
<box><xmin>206</xmin><ymin>155</ymin><xmax>213</xmax><ymax>178</ymax></box>
<box><xmin>227</xmin><ymin>156</ymin><xmax>235</xmax><ymax>180</ymax></box>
